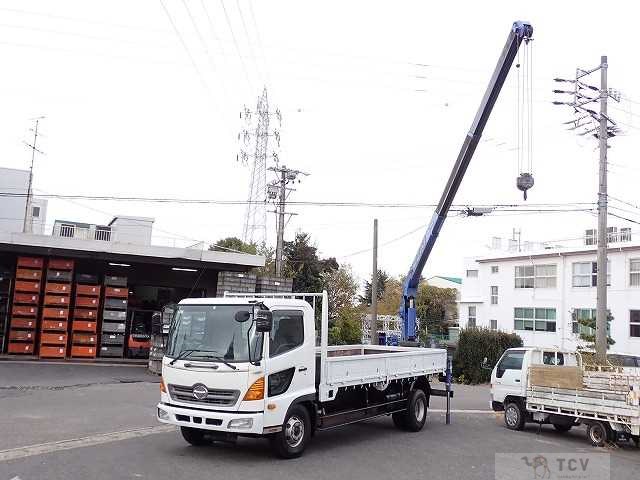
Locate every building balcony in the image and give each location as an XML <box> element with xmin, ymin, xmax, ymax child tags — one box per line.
<box><xmin>53</xmin><ymin>222</ymin><xmax>112</xmax><ymax>242</ymax></box>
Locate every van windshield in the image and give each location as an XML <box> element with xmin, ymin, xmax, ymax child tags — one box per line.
<box><xmin>166</xmin><ymin>304</ymin><xmax>263</xmax><ymax>363</ymax></box>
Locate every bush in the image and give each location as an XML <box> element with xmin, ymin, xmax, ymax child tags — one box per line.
<box><xmin>453</xmin><ymin>328</ymin><xmax>523</xmax><ymax>384</ymax></box>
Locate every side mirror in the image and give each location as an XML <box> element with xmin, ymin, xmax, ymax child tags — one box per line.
<box><xmin>255</xmin><ymin>310</ymin><xmax>273</xmax><ymax>332</ymax></box>
<box><xmin>234</xmin><ymin>310</ymin><xmax>251</xmax><ymax>323</ymax></box>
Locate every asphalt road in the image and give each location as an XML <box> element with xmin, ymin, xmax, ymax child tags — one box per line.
<box><xmin>1</xmin><ymin>363</ymin><xmax>638</xmax><ymax>480</ymax></box>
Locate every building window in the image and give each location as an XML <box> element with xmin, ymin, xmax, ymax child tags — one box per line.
<box><xmin>514</xmin><ymin>307</ymin><xmax>556</xmax><ymax>332</ymax></box>
<box><xmin>59</xmin><ymin>223</ymin><xmax>75</xmax><ymax>238</ymax></box>
<box><xmin>490</xmin><ymin>319</ymin><xmax>498</xmax><ymax>331</ymax></box>
<box><xmin>466</xmin><ymin>269</ymin><xmax>478</xmax><ymax>278</ymax></box>
<box><xmin>572</xmin><ymin>261</ymin><xmax>611</xmax><ymax>287</ymax></box>
<box><xmin>631</xmin><ymin>259</ymin><xmax>640</xmax><ymax>287</ymax></box>
<box><xmin>585</xmin><ymin>229</ymin><xmax>597</xmax><ymax>246</ymax></box>
<box><xmin>620</xmin><ymin>227</ymin><xmax>632</xmax><ymax>242</ymax></box>
<box><xmin>32</xmin><ymin>206</ymin><xmax>40</xmax><ymax>218</ymax></box>
<box><xmin>491</xmin><ymin>266</ymin><xmax>499</xmax><ymax>274</ymax></box>
<box><xmin>572</xmin><ymin>308</ymin><xmax>611</xmax><ymax>336</ymax></box>
<box><xmin>631</xmin><ymin>310</ymin><xmax>640</xmax><ymax>338</ymax></box>
<box><xmin>514</xmin><ymin>264</ymin><xmax>556</xmax><ymax>289</ymax></box>
<box><xmin>607</xmin><ymin>226</ymin><xmax>618</xmax><ymax>243</ymax></box>
<box><xmin>467</xmin><ymin>306</ymin><xmax>476</xmax><ymax>328</ymax></box>
<box><xmin>490</xmin><ymin>286</ymin><xmax>498</xmax><ymax>305</ymax></box>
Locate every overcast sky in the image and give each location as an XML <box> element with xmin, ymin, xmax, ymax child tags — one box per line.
<box><xmin>1</xmin><ymin>0</ymin><xmax>639</xmax><ymax>286</ymax></box>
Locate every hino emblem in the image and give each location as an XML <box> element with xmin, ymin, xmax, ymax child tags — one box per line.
<box><xmin>192</xmin><ymin>383</ymin><xmax>209</xmax><ymax>400</ymax></box>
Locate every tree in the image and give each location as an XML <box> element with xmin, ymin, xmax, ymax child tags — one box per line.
<box><xmin>416</xmin><ymin>284</ymin><xmax>458</xmax><ymax>339</ymax></box>
<box><xmin>573</xmin><ymin>309</ymin><xmax>615</xmax><ymax>350</ymax></box>
<box><xmin>329</xmin><ymin>307</ymin><xmax>364</xmax><ymax>345</ymax></box>
<box><xmin>359</xmin><ymin>269</ymin><xmax>389</xmax><ymax>305</ymax></box>
<box><xmin>283</xmin><ymin>232</ymin><xmax>338</xmax><ymax>292</ymax></box>
<box><xmin>210</xmin><ymin>237</ymin><xmax>256</xmax><ymax>255</ymax></box>
<box><xmin>321</xmin><ymin>265</ymin><xmax>358</xmax><ymax>321</ymax></box>
<box><xmin>256</xmin><ymin>242</ymin><xmax>276</xmax><ymax>276</ymax></box>
<box><xmin>377</xmin><ymin>277</ymin><xmax>402</xmax><ymax>315</ymax></box>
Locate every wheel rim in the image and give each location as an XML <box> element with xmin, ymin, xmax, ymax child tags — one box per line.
<box><xmin>591</xmin><ymin>425</ymin><xmax>604</xmax><ymax>444</ymax></box>
<box><xmin>285</xmin><ymin>415</ymin><xmax>305</xmax><ymax>448</ymax></box>
<box><xmin>414</xmin><ymin>398</ymin><xmax>426</xmax><ymax>423</ymax></box>
<box><xmin>505</xmin><ymin>406</ymin><xmax>518</xmax><ymax>427</ymax></box>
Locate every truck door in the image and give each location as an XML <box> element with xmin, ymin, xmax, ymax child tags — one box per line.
<box><xmin>493</xmin><ymin>350</ymin><xmax>526</xmax><ymax>402</ymax></box>
<box><xmin>262</xmin><ymin>308</ymin><xmax>315</xmax><ymax>428</ymax></box>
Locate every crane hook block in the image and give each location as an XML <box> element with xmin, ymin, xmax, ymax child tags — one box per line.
<box><xmin>517</xmin><ymin>173</ymin><xmax>534</xmax><ymax>200</ymax></box>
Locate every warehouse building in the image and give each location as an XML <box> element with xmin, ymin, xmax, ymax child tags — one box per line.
<box><xmin>0</xmin><ymin>168</ymin><xmax>272</xmax><ymax>360</ymax></box>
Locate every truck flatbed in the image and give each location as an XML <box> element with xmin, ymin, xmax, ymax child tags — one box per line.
<box><xmin>320</xmin><ymin>344</ymin><xmax>447</xmax><ymax>390</ymax></box>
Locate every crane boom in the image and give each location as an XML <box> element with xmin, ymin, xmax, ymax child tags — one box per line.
<box><xmin>400</xmin><ymin>21</ymin><xmax>533</xmax><ymax>342</ymax></box>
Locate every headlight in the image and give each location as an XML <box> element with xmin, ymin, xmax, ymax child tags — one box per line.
<box><xmin>228</xmin><ymin>418</ymin><xmax>253</xmax><ymax>429</ymax></box>
<box><xmin>157</xmin><ymin>408</ymin><xmax>170</xmax><ymax>421</ymax></box>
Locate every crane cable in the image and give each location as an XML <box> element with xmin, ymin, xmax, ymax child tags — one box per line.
<box><xmin>516</xmin><ymin>38</ymin><xmax>534</xmax><ymax>200</ymax></box>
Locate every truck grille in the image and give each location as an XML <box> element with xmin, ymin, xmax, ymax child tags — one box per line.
<box><xmin>168</xmin><ymin>384</ymin><xmax>240</xmax><ymax>407</ymax></box>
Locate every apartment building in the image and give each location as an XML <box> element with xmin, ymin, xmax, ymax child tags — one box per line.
<box><xmin>459</xmin><ymin>237</ymin><xmax>640</xmax><ymax>354</ymax></box>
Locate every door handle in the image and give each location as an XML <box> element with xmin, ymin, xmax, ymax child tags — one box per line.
<box><xmin>515</xmin><ymin>379</ymin><xmax>521</xmax><ymax>383</ymax></box>
<box><xmin>298</xmin><ymin>367</ymin><xmax>307</xmax><ymax>372</ymax></box>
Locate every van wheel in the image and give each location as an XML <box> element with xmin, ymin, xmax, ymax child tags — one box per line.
<box><xmin>504</xmin><ymin>402</ymin><xmax>525</xmax><ymax>431</ymax></box>
<box><xmin>180</xmin><ymin>427</ymin><xmax>211</xmax><ymax>446</ymax></box>
<box><xmin>553</xmin><ymin>423</ymin><xmax>573</xmax><ymax>433</ymax></box>
<box><xmin>270</xmin><ymin>405</ymin><xmax>311</xmax><ymax>459</ymax></box>
<box><xmin>587</xmin><ymin>422</ymin><xmax>610</xmax><ymax>447</ymax></box>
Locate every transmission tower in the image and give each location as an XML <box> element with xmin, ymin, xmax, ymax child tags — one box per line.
<box><xmin>238</xmin><ymin>87</ymin><xmax>281</xmax><ymax>245</ymax></box>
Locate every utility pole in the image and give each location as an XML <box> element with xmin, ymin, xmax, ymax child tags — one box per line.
<box><xmin>553</xmin><ymin>57</ymin><xmax>621</xmax><ymax>363</ymax></box>
<box><xmin>23</xmin><ymin>117</ymin><xmax>45</xmax><ymax>234</ymax></box>
<box><xmin>269</xmin><ymin>165</ymin><xmax>308</xmax><ymax>277</ymax></box>
<box><xmin>275</xmin><ymin>168</ymin><xmax>286</xmax><ymax>277</ymax></box>
<box><xmin>370</xmin><ymin>219</ymin><xmax>378</xmax><ymax>345</ymax></box>
<box><xmin>595</xmin><ymin>56</ymin><xmax>609</xmax><ymax>363</ymax></box>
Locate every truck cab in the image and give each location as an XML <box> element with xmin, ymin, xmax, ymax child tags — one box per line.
<box><xmin>490</xmin><ymin>347</ymin><xmax>578</xmax><ymax>413</ymax></box>
<box><xmin>158</xmin><ymin>297</ymin><xmax>316</xmax><ymax>443</ymax></box>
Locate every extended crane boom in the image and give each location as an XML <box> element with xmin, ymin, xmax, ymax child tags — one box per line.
<box><xmin>400</xmin><ymin>21</ymin><xmax>533</xmax><ymax>342</ymax></box>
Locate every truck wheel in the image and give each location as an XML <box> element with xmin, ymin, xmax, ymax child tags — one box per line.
<box><xmin>403</xmin><ymin>389</ymin><xmax>428</xmax><ymax>432</ymax></box>
<box><xmin>270</xmin><ymin>405</ymin><xmax>311</xmax><ymax>459</ymax></box>
<box><xmin>392</xmin><ymin>411</ymin><xmax>408</xmax><ymax>430</ymax></box>
<box><xmin>180</xmin><ymin>427</ymin><xmax>211</xmax><ymax>446</ymax></box>
<box><xmin>553</xmin><ymin>423</ymin><xmax>573</xmax><ymax>433</ymax></box>
<box><xmin>504</xmin><ymin>402</ymin><xmax>525</xmax><ymax>431</ymax></box>
<box><xmin>587</xmin><ymin>422</ymin><xmax>609</xmax><ymax>447</ymax></box>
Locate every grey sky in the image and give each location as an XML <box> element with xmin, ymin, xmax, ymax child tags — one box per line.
<box><xmin>1</xmin><ymin>0</ymin><xmax>639</xmax><ymax>286</ymax></box>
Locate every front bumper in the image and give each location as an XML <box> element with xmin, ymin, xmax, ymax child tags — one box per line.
<box><xmin>157</xmin><ymin>402</ymin><xmax>265</xmax><ymax>435</ymax></box>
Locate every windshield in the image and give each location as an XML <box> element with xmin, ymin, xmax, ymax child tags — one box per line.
<box><xmin>166</xmin><ymin>304</ymin><xmax>263</xmax><ymax>363</ymax></box>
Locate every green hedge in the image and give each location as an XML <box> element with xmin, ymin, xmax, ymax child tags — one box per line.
<box><xmin>453</xmin><ymin>328</ymin><xmax>523</xmax><ymax>384</ymax></box>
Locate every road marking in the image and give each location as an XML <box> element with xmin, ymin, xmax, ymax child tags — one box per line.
<box><xmin>0</xmin><ymin>425</ymin><xmax>175</xmax><ymax>463</ymax></box>
<box><xmin>431</xmin><ymin>409</ymin><xmax>496</xmax><ymax>414</ymax></box>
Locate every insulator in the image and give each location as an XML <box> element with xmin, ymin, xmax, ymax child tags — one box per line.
<box><xmin>516</xmin><ymin>173</ymin><xmax>534</xmax><ymax>201</ymax></box>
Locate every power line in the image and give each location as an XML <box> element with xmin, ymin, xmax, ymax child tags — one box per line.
<box><xmin>0</xmin><ymin>191</ymin><xmax>595</xmax><ymax>209</ymax></box>
<box><xmin>219</xmin><ymin>0</ymin><xmax>253</xmax><ymax>93</ymax></box>
<box><xmin>180</xmin><ymin>0</ymin><xmax>229</xmax><ymax>101</ymax></box>
<box><xmin>235</xmin><ymin>0</ymin><xmax>263</xmax><ymax>86</ymax></box>
<box><xmin>608</xmin><ymin>211</ymin><xmax>640</xmax><ymax>226</ymax></box>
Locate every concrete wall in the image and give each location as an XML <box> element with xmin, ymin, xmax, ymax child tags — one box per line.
<box><xmin>109</xmin><ymin>216</ymin><xmax>154</xmax><ymax>245</ymax></box>
<box><xmin>0</xmin><ymin>168</ymin><xmax>28</xmax><ymax>233</ymax></box>
<box><xmin>459</xmin><ymin>247</ymin><xmax>640</xmax><ymax>354</ymax></box>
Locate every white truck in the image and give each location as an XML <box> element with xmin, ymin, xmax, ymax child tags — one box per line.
<box><xmin>157</xmin><ymin>292</ymin><xmax>448</xmax><ymax>458</ymax></box>
<box><xmin>490</xmin><ymin>347</ymin><xmax>640</xmax><ymax>448</ymax></box>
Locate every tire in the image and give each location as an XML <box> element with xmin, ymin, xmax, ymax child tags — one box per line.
<box><xmin>587</xmin><ymin>422</ymin><xmax>609</xmax><ymax>447</ymax></box>
<box><xmin>553</xmin><ymin>423</ymin><xmax>573</xmax><ymax>433</ymax></box>
<box><xmin>404</xmin><ymin>389</ymin><xmax>428</xmax><ymax>432</ymax></box>
<box><xmin>180</xmin><ymin>427</ymin><xmax>211</xmax><ymax>446</ymax></box>
<box><xmin>392</xmin><ymin>411</ymin><xmax>408</xmax><ymax>430</ymax></box>
<box><xmin>270</xmin><ymin>405</ymin><xmax>311</xmax><ymax>459</ymax></box>
<box><xmin>504</xmin><ymin>402</ymin><xmax>525</xmax><ymax>431</ymax></box>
